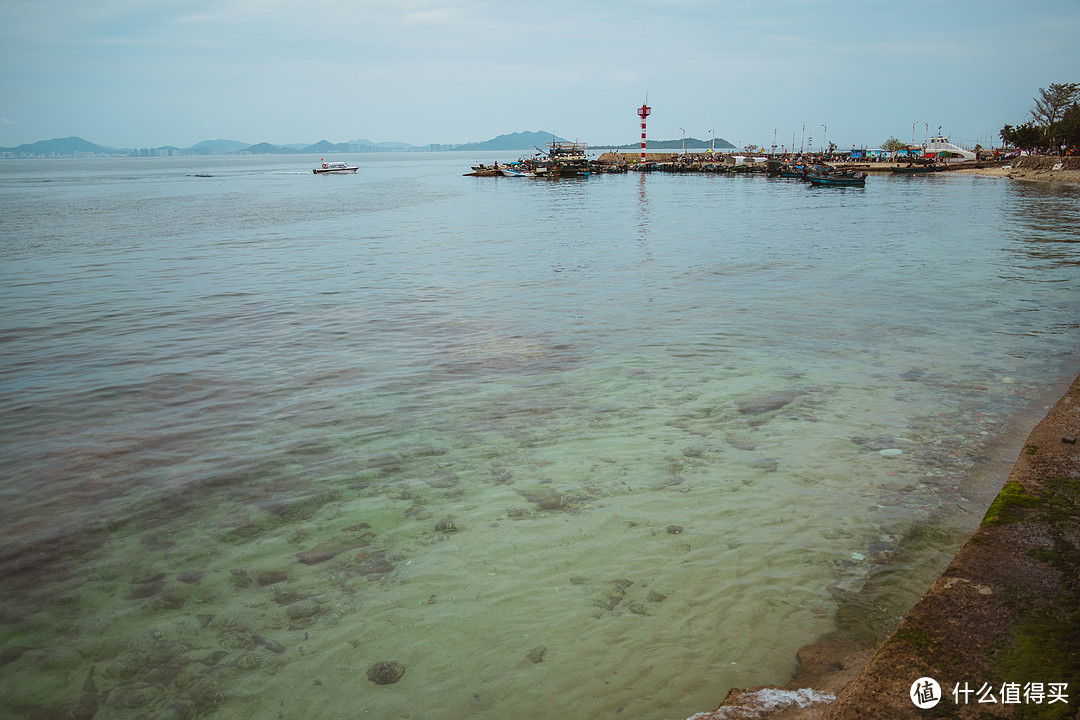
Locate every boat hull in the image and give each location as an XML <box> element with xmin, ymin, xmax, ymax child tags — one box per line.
<box><xmin>889</xmin><ymin>165</ymin><xmax>943</xmax><ymax>174</ymax></box>
<box><xmin>805</xmin><ymin>173</ymin><xmax>866</xmax><ymax>187</ymax></box>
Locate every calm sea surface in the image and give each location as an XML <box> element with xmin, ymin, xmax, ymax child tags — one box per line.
<box><xmin>1</xmin><ymin>153</ymin><xmax>1078</xmax><ymax>719</ymax></box>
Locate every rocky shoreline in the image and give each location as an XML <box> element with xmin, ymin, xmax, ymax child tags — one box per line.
<box><xmin>667</xmin><ymin>157</ymin><xmax>1080</xmax><ymax>719</ymax></box>
<box><xmin>701</xmin><ymin>370</ymin><xmax>1080</xmax><ymax>719</ymax></box>
<box><xmin>951</xmin><ymin>155</ymin><xmax>1080</xmax><ymax>185</ymax></box>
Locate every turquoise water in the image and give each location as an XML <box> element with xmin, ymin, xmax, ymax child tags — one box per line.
<box><xmin>1</xmin><ymin>153</ymin><xmax>1078</xmax><ymax>719</ymax></box>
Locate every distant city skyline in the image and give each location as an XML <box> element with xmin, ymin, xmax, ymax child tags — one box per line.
<box><xmin>2</xmin><ymin>0</ymin><xmax>1077</xmax><ymax>152</ymax></box>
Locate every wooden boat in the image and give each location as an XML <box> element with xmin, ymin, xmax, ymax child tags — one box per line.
<box><xmin>805</xmin><ymin>171</ymin><xmax>866</xmax><ymax>187</ymax></box>
<box><xmin>890</xmin><ymin>159</ymin><xmax>944</xmax><ymax>174</ymax></box>
<box><xmin>463</xmin><ymin>164</ymin><xmax>499</xmax><ymax>177</ymax></box>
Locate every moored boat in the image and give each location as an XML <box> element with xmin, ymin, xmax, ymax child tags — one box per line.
<box><xmin>890</xmin><ymin>156</ymin><xmax>945</xmax><ymax>174</ymax></box>
<box><xmin>805</xmin><ymin>170</ymin><xmax>867</xmax><ymax>187</ymax></box>
<box><xmin>466</xmin><ymin>141</ymin><xmax>593</xmax><ymax>178</ymax></box>
<box><xmin>536</xmin><ymin>141</ymin><xmax>591</xmax><ymax>178</ymax></box>
<box><xmin>499</xmin><ymin>166</ymin><xmax>536</xmax><ymax>178</ymax></box>
<box><xmin>889</xmin><ymin>162</ymin><xmax>945</xmax><ymax>174</ymax></box>
<box><xmin>464</xmin><ymin>164</ymin><xmax>499</xmax><ymax>177</ymax></box>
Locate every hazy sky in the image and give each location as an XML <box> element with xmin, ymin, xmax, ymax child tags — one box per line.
<box><xmin>2</xmin><ymin>0</ymin><xmax>1077</xmax><ymax>150</ymax></box>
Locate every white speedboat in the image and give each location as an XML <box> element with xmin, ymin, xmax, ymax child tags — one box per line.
<box><xmin>313</xmin><ymin>160</ymin><xmax>358</xmax><ymax>174</ymax></box>
<box><xmin>499</xmin><ymin>166</ymin><xmax>536</xmax><ymax>177</ymax></box>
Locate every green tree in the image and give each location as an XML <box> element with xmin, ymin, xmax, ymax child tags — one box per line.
<box><xmin>881</xmin><ymin>137</ymin><xmax>907</xmax><ymax>152</ymax></box>
<box><xmin>1059</xmin><ymin>104</ymin><xmax>1080</xmax><ymax>147</ymax></box>
<box><xmin>1031</xmin><ymin>82</ymin><xmax>1079</xmax><ymax>149</ymax></box>
<box><xmin>1000</xmin><ymin>122</ymin><xmax>1045</xmax><ymax>151</ymax></box>
<box><xmin>1031</xmin><ymin>82</ymin><xmax>1079</xmax><ymax>129</ymax></box>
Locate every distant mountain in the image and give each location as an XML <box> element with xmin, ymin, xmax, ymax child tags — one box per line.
<box><xmin>243</xmin><ymin>142</ymin><xmax>297</xmax><ymax>154</ymax></box>
<box><xmin>452</xmin><ymin>131</ymin><xmax>565</xmax><ymax>152</ymax></box>
<box><xmin>235</xmin><ymin>139</ymin><xmax>418</xmax><ymax>154</ymax></box>
<box><xmin>0</xmin><ymin>136</ymin><xmax>128</xmax><ymax>155</ymax></box>
<box><xmin>0</xmin><ymin>131</ymin><xmax>740</xmax><ymax>158</ymax></box>
<box><xmin>601</xmin><ymin>137</ymin><xmax>736</xmax><ymax>150</ymax></box>
<box><xmin>303</xmin><ymin>140</ymin><xmax>353</xmax><ymax>154</ymax></box>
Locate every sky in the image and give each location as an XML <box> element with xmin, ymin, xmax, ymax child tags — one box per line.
<box><xmin>1</xmin><ymin>0</ymin><xmax>1078</xmax><ymax>151</ymax></box>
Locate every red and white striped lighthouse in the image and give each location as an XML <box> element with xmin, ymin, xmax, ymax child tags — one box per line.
<box><xmin>637</xmin><ymin>101</ymin><xmax>651</xmax><ymax>163</ymax></box>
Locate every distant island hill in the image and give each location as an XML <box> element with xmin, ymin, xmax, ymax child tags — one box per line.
<box><xmin>0</xmin><ymin>131</ymin><xmax>735</xmax><ymax>158</ymax></box>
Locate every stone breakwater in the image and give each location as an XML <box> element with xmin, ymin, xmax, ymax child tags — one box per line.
<box><xmin>703</xmin><ymin>371</ymin><xmax>1080</xmax><ymax>720</ymax></box>
<box><xmin>597</xmin><ymin>152</ymin><xmax>1080</xmax><ymax>182</ymax></box>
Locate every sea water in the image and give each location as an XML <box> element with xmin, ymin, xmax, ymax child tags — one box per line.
<box><xmin>1</xmin><ymin>153</ymin><xmax>1078</xmax><ymax>720</ymax></box>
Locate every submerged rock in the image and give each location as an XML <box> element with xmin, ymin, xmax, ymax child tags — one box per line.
<box><xmin>526</xmin><ymin>646</ymin><xmax>548</xmax><ymax>663</ymax></box>
<box><xmin>737</xmin><ymin>390</ymin><xmax>803</xmax><ymax>415</ymax></box>
<box><xmin>257</xmin><ymin>571</ymin><xmax>287</xmax><ymax>587</ymax></box>
<box><xmin>285</xmin><ymin>599</ymin><xmax>322</xmax><ymax>620</ymax></box>
<box><xmin>177</xmin><ymin>570</ymin><xmax>204</xmax><ymax>584</ymax></box>
<box><xmin>296</xmin><ymin>540</ymin><xmax>366</xmax><ymax>565</ymax></box>
<box><xmin>526</xmin><ymin>491</ymin><xmax>564</xmax><ymax>511</ymax></box>
<box><xmin>851</xmin><ymin>435</ymin><xmax>897</xmax><ymax>451</ymax></box>
<box><xmin>252</xmin><ymin>635</ymin><xmax>286</xmax><ymax>654</ymax></box>
<box><xmin>257</xmin><ymin>489</ymin><xmax>343</xmax><ymax>519</ymax></box>
<box><xmin>230</xmin><ymin>569</ymin><xmax>252</xmax><ymax>589</ymax></box>
<box><xmin>367</xmin><ymin>660</ymin><xmax>405</xmax><ymax>685</ymax></box>
<box><xmin>199</xmin><ymin>650</ymin><xmax>228</xmax><ymax>667</ymax></box>
<box><xmin>592</xmin><ymin>579</ymin><xmax>634</xmax><ymax>612</ymax></box>
<box><xmin>434</xmin><ymin>518</ymin><xmax>460</xmax><ymax>533</ymax></box>
<box><xmin>0</xmin><ymin>646</ymin><xmax>36</xmax><ymax>667</ymax></box>
<box><xmin>128</xmin><ymin>581</ymin><xmax>166</xmax><ymax>599</ymax></box>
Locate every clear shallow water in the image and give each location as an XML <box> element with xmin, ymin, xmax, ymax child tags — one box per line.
<box><xmin>1</xmin><ymin>153</ymin><xmax>1078</xmax><ymax>720</ymax></box>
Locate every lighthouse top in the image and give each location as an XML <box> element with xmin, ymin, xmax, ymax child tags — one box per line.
<box><xmin>637</xmin><ymin>104</ymin><xmax>651</xmax><ymax>119</ymax></box>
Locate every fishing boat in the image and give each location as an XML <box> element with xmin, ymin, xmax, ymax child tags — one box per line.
<box><xmin>313</xmin><ymin>160</ymin><xmax>358</xmax><ymax>174</ymax></box>
<box><xmin>463</xmin><ymin>164</ymin><xmax>499</xmax><ymax>177</ymax></box>
<box><xmin>890</xmin><ymin>161</ymin><xmax>945</xmax><ymax>174</ymax></box>
<box><xmin>805</xmin><ymin>170</ymin><xmax>867</xmax><ymax>187</ymax></box>
<box><xmin>463</xmin><ymin>141</ymin><xmax>592</xmax><ymax>178</ymax></box>
<box><xmin>534</xmin><ymin>141</ymin><xmax>591</xmax><ymax>178</ymax></box>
